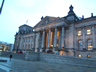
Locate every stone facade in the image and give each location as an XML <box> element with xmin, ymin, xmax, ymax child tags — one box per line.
<box><xmin>14</xmin><ymin>5</ymin><xmax>96</xmax><ymax>58</ymax></box>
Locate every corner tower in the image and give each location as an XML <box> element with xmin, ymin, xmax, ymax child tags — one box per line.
<box><xmin>65</xmin><ymin>5</ymin><xmax>79</xmax><ymax>22</ymax></box>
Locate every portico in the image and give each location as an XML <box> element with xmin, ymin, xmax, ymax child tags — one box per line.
<box><xmin>35</xmin><ymin>25</ymin><xmax>67</xmax><ymax>53</ymax></box>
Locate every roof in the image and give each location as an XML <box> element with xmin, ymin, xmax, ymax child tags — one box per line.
<box><xmin>19</xmin><ymin>24</ymin><xmax>33</xmax><ymax>28</ymax></box>
<box><xmin>34</xmin><ymin>16</ymin><xmax>60</xmax><ymax>28</ymax></box>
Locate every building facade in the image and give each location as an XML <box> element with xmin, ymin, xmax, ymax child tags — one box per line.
<box><xmin>0</xmin><ymin>41</ymin><xmax>13</xmax><ymax>52</ymax></box>
<box><xmin>14</xmin><ymin>5</ymin><xmax>96</xmax><ymax>58</ymax></box>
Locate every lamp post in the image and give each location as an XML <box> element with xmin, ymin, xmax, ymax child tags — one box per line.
<box><xmin>0</xmin><ymin>0</ymin><xmax>5</xmax><ymax>14</ymax></box>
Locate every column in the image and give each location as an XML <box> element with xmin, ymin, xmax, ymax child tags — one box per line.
<box><xmin>58</xmin><ymin>29</ymin><xmax>61</xmax><ymax>49</ymax></box>
<box><xmin>41</xmin><ymin>30</ymin><xmax>45</xmax><ymax>51</ymax></box>
<box><xmin>47</xmin><ymin>29</ymin><xmax>51</xmax><ymax>49</ymax></box>
<box><xmin>37</xmin><ymin>31</ymin><xmax>40</xmax><ymax>52</ymax></box>
<box><xmin>83</xmin><ymin>26</ymin><xmax>86</xmax><ymax>49</ymax></box>
<box><xmin>20</xmin><ymin>37</ymin><xmax>23</xmax><ymax>50</ymax></box>
<box><xmin>30</xmin><ymin>37</ymin><xmax>32</xmax><ymax>50</ymax></box>
<box><xmin>53</xmin><ymin>27</ymin><xmax>57</xmax><ymax>50</ymax></box>
<box><xmin>33</xmin><ymin>33</ymin><xmax>36</xmax><ymax>51</ymax></box>
<box><xmin>61</xmin><ymin>26</ymin><xmax>65</xmax><ymax>48</ymax></box>
<box><xmin>92</xmin><ymin>25</ymin><xmax>95</xmax><ymax>49</ymax></box>
<box><xmin>18</xmin><ymin>37</ymin><xmax>21</xmax><ymax>51</ymax></box>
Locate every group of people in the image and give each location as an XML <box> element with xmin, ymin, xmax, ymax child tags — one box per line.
<box><xmin>42</xmin><ymin>49</ymin><xmax>54</xmax><ymax>54</ymax></box>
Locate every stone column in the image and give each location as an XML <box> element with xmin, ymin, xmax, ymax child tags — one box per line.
<box><xmin>18</xmin><ymin>37</ymin><xmax>21</xmax><ymax>50</ymax></box>
<box><xmin>33</xmin><ymin>33</ymin><xmax>36</xmax><ymax>51</ymax></box>
<box><xmin>20</xmin><ymin>37</ymin><xmax>23</xmax><ymax>50</ymax></box>
<box><xmin>58</xmin><ymin>28</ymin><xmax>61</xmax><ymax>49</ymax></box>
<box><xmin>37</xmin><ymin>31</ymin><xmax>40</xmax><ymax>52</ymax></box>
<box><xmin>83</xmin><ymin>26</ymin><xmax>86</xmax><ymax>49</ymax></box>
<box><xmin>61</xmin><ymin>26</ymin><xmax>65</xmax><ymax>48</ymax></box>
<box><xmin>30</xmin><ymin>37</ymin><xmax>33</xmax><ymax>50</ymax></box>
<box><xmin>47</xmin><ymin>29</ymin><xmax>51</xmax><ymax>50</ymax></box>
<box><xmin>92</xmin><ymin>25</ymin><xmax>95</xmax><ymax>49</ymax></box>
<box><xmin>41</xmin><ymin>30</ymin><xmax>45</xmax><ymax>51</ymax></box>
<box><xmin>53</xmin><ymin>27</ymin><xmax>57</xmax><ymax>52</ymax></box>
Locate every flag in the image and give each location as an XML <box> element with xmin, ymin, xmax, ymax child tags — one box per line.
<box><xmin>26</xmin><ymin>20</ymin><xmax>28</xmax><ymax>24</ymax></box>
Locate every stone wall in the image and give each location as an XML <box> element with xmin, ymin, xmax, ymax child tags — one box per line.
<box><xmin>0</xmin><ymin>51</ymin><xmax>11</xmax><ymax>56</ymax></box>
<box><xmin>40</xmin><ymin>53</ymin><xmax>96</xmax><ymax>67</ymax></box>
<box><xmin>25</xmin><ymin>51</ymin><xmax>96</xmax><ymax>67</ymax></box>
<box><xmin>25</xmin><ymin>51</ymin><xmax>40</xmax><ymax>61</ymax></box>
<box><xmin>76</xmin><ymin>51</ymin><xmax>96</xmax><ymax>58</ymax></box>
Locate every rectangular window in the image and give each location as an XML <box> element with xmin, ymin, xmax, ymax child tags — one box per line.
<box><xmin>87</xmin><ymin>55</ymin><xmax>91</xmax><ymax>58</ymax></box>
<box><xmin>78</xmin><ymin>55</ymin><xmax>81</xmax><ymax>57</ymax></box>
<box><xmin>78</xmin><ymin>31</ymin><xmax>81</xmax><ymax>36</ymax></box>
<box><xmin>87</xmin><ymin>29</ymin><xmax>91</xmax><ymax>35</ymax></box>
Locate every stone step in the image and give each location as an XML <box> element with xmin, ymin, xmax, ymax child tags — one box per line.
<box><xmin>0</xmin><ymin>60</ymin><xmax>7</xmax><ymax>62</ymax></box>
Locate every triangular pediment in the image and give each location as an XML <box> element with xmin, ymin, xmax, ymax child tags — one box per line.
<box><xmin>34</xmin><ymin>16</ymin><xmax>59</xmax><ymax>28</ymax></box>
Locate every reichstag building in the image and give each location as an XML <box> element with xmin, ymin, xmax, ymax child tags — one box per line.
<box><xmin>13</xmin><ymin>5</ymin><xmax>96</xmax><ymax>58</ymax></box>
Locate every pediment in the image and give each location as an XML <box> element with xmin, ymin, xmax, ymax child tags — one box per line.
<box><xmin>34</xmin><ymin>16</ymin><xmax>59</xmax><ymax>28</ymax></box>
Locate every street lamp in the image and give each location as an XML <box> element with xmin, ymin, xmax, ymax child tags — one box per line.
<box><xmin>0</xmin><ymin>0</ymin><xmax>5</xmax><ymax>14</ymax></box>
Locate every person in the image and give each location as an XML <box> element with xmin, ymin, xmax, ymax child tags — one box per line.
<box><xmin>10</xmin><ymin>54</ymin><xmax>12</xmax><ymax>61</ymax></box>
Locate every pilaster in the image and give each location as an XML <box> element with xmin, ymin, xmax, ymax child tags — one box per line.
<box><xmin>82</xmin><ymin>26</ymin><xmax>86</xmax><ymax>49</ymax></box>
<box><xmin>92</xmin><ymin>25</ymin><xmax>96</xmax><ymax>48</ymax></box>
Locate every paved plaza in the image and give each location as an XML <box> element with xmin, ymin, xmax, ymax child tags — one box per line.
<box><xmin>0</xmin><ymin>56</ymin><xmax>96</xmax><ymax>72</ymax></box>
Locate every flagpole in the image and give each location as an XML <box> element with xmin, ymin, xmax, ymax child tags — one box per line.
<box><xmin>0</xmin><ymin>0</ymin><xmax>5</xmax><ymax>14</ymax></box>
<box><xmin>26</xmin><ymin>19</ymin><xmax>28</xmax><ymax>25</ymax></box>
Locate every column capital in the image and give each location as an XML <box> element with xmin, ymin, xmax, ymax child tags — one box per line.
<box><xmin>81</xmin><ymin>26</ymin><xmax>86</xmax><ymax>29</ymax></box>
<box><xmin>54</xmin><ymin>26</ymin><xmax>57</xmax><ymax>28</ymax></box>
<box><xmin>51</xmin><ymin>28</ymin><xmax>54</xmax><ymax>31</ymax></box>
<box><xmin>85</xmin><ymin>25</ymin><xmax>92</xmax><ymax>29</ymax></box>
<box><xmin>62</xmin><ymin>26</ymin><xmax>65</xmax><ymax>30</ymax></box>
<box><xmin>91</xmin><ymin>24</ymin><xmax>95</xmax><ymax>27</ymax></box>
<box><xmin>41</xmin><ymin>28</ymin><xmax>46</xmax><ymax>31</ymax></box>
<box><xmin>58</xmin><ymin>26</ymin><xmax>62</xmax><ymax>30</ymax></box>
<box><xmin>61</xmin><ymin>24</ymin><xmax>65</xmax><ymax>27</ymax></box>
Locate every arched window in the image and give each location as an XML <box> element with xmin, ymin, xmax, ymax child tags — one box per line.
<box><xmin>87</xmin><ymin>39</ymin><xmax>93</xmax><ymax>50</ymax></box>
<box><xmin>78</xmin><ymin>40</ymin><xmax>83</xmax><ymax>50</ymax></box>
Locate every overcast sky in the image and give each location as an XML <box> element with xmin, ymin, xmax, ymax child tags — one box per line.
<box><xmin>0</xmin><ymin>0</ymin><xmax>96</xmax><ymax>44</ymax></box>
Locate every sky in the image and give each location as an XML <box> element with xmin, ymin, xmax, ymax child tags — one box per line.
<box><xmin>0</xmin><ymin>0</ymin><xmax>96</xmax><ymax>44</ymax></box>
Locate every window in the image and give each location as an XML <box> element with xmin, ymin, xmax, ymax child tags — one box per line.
<box><xmin>87</xmin><ymin>39</ymin><xmax>93</xmax><ymax>50</ymax></box>
<box><xmin>78</xmin><ymin>40</ymin><xmax>83</xmax><ymax>50</ymax></box>
<box><xmin>87</xmin><ymin>55</ymin><xmax>91</xmax><ymax>58</ymax></box>
<box><xmin>78</xmin><ymin>55</ymin><xmax>81</xmax><ymax>57</ymax></box>
<box><xmin>78</xmin><ymin>31</ymin><xmax>81</xmax><ymax>36</ymax></box>
<box><xmin>87</xmin><ymin>29</ymin><xmax>91</xmax><ymax>35</ymax></box>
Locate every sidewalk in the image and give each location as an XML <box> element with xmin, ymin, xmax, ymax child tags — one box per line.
<box><xmin>0</xmin><ymin>57</ymin><xmax>96</xmax><ymax>72</ymax></box>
